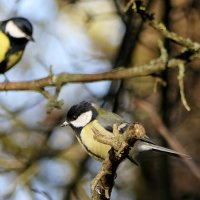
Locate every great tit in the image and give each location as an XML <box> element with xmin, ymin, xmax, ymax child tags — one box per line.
<box><xmin>0</xmin><ymin>17</ymin><xmax>34</xmax><ymax>74</ymax></box>
<box><xmin>61</xmin><ymin>101</ymin><xmax>189</xmax><ymax>163</ymax></box>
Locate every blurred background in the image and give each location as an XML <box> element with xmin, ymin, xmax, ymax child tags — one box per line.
<box><xmin>0</xmin><ymin>0</ymin><xmax>199</xmax><ymax>199</ymax></box>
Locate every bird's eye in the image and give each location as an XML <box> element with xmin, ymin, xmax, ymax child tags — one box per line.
<box><xmin>72</xmin><ymin>115</ymin><xmax>77</xmax><ymax>120</ymax></box>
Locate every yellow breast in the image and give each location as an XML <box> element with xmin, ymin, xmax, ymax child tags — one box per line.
<box><xmin>0</xmin><ymin>32</ymin><xmax>10</xmax><ymax>63</ymax></box>
<box><xmin>80</xmin><ymin>120</ymin><xmax>113</xmax><ymax>161</ymax></box>
<box><xmin>0</xmin><ymin>32</ymin><xmax>23</xmax><ymax>71</ymax></box>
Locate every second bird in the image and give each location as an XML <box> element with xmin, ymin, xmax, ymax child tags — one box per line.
<box><xmin>0</xmin><ymin>17</ymin><xmax>34</xmax><ymax>74</ymax></box>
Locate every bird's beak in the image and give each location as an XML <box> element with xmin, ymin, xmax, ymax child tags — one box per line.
<box><xmin>60</xmin><ymin>121</ymin><xmax>69</xmax><ymax>127</ymax></box>
<box><xmin>26</xmin><ymin>35</ymin><xmax>35</xmax><ymax>42</ymax></box>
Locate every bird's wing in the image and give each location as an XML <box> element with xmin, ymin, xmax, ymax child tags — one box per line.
<box><xmin>92</xmin><ymin>104</ymin><xmax>125</xmax><ymax>132</ymax></box>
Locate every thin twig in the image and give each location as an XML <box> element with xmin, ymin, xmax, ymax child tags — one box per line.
<box><xmin>177</xmin><ymin>62</ymin><xmax>191</xmax><ymax>111</ymax></box>
<box><xmin>132</xmin><ymin>0</ymin><xmax>200</xmax><ymax>51</ymax></box>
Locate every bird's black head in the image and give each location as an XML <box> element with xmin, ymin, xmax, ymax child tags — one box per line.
<box><xmin>1</xmin><ymin>17</ymin><xmax>34</xmax><ymax>41</ymax></box>
<box><xmin>62</xmin><ymin>101</ymin><xmax>98</xmax><ymax>130</ymax></box>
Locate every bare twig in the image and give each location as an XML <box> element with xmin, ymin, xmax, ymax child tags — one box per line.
<box><xmin>132</xmin><ymin>0</ymin><xmax>200</xmax><ymax>51</ymax></box>
<box><xmin>177</xmin><ymin>62</ymin><xmax>191</xmax><ymax>111</ymax></box>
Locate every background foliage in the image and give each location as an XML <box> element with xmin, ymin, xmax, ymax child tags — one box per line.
<box><xmin>0</xmin><ymin>0</ymin><xmax>199</xmax><ymax>200</ymax></box>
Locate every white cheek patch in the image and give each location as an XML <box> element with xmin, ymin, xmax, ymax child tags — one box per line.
<box><xmin>5</xmin><ymin>21</ymin><xmax>27</xmax><ymax>39</ymax></box>
<box><xmin>70</xmin><ymin>110</ymin><xmax>92</xmax><ymax>128</ymax></box>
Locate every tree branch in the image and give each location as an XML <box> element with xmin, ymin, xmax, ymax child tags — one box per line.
<box><xmin>132</xmin><ymin>0</ymin><xmax>200</xmax><ymax>52</ymax></box>
<box><xmin>0</xmin><ymin>56</ymin><xmax>167</xmax><ymax>92</ymax></box>
<box><xmin>91</xmin><ymin>123</ymin><xmax>146</xmax><ymax>200</ymax></box>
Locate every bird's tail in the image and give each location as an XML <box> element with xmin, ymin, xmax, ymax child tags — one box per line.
<box><xmin>131</xmin><ymin>141</ymin><xmax>191</xmax><ymax>158</ymax></box>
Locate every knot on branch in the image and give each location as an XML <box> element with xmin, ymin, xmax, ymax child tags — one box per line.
<box><xmin>123</xmin><ymin>122</ymin><xmax>146</xmax><ymax>144</ymax></box>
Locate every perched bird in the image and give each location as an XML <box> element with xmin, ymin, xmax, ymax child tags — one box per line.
<box><xmin>61</xmin><ymin>101</ymin><xmax>189</xmax><ymax>163</ymax></box>
<box><xmin>0</xmin><ymin>17</ymin><xmax>34</xmax><ymax>74</ymax></box>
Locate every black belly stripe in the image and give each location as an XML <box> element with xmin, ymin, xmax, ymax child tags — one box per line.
<box><xmin>0</xmin><ymin>60</ymin><xmax>8</xmax><ymax>73</ymax></box>
<box><xmin>76</xmin><ymin>134</ymin><xmax>104</xmax><ymax>161</ymax></box>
